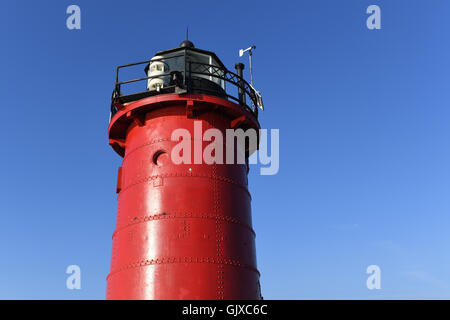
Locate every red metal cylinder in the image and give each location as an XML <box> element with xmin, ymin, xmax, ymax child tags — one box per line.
<box><xmin>107</xmin><ymin>93</ymin><xmax>261</xmax><ymax>299</ymax></box>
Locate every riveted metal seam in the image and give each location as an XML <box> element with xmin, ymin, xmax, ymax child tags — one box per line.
<box><xmin>112</xmin><ymin>212</ymin><xmax>256</xmax><ymax>239</ymax></box>
<box><xmin>106</xmin><ymin>257</ymin><xmax>261</xmax><ymax>280</ymax></box>
<box><xmin>119</xmin><ymin>173</ymin><xmax>251</xmax><ymax>198</ymax></box>
<box><xmin>123</xmin><ymin>137</ymin><xmax>172</xmax><ymax>160</ymax></box>
<box><xmin>123</xmin><ymin>137</ymin><xmax>245</xmax><ymax>164</ymax></box>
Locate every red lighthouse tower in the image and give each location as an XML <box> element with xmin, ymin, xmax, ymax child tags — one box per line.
<box><xmin>107</xmin><ymin>40</ymin><xmax>263</xmax><ymax>299</ymax></box>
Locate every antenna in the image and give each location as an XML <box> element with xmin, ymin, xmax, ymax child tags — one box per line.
<box><xmin>186</xmin><ymin>25</ymin><xmax>189</xmax><ymax>40</ymax></box>
<box><xmin>238</xmin><ymin>45</ymin><xmax>263</xmax><ymax>111</ymax></box>
<box><xmin>238</xmin><ymin>45</ymin><xmax>256</xmax><ymax>86</ymax></box>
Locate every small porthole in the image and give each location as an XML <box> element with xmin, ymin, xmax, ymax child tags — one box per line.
<box><xmin>152</xmin><ymin>150</ymin><xmax>168</xmax><ymax>166</ymax></box>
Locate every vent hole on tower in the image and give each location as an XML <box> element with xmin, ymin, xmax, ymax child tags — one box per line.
<box><xmin>152</xmin><ymin>150</ymin><xmax>168</xmax><ymax>166</ymax></box>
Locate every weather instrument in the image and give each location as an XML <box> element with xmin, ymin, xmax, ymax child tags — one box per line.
<box><xmin>239</xmin><ymin>45</ymin><xmax>264</xmax><ymax>111</ymax></box>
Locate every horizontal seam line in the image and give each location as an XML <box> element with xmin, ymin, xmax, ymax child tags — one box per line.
<box><xmin>107</xmin><ymin>257</ymin><xmax>260</xmax><ymax>280</ymax></box>
<box><xmin>123</xmin><ymin>138</ymin><xmax>172</xmax><ymax>160</ymax></box>
<box><xmin>123</xmin><ymin>137</ymin><xmax>248</xmax><ymax>163</ymax></box>
<box><xmin>120</xmin><ymin>173</ymin><xmax>251</xmax><ymax>198</ymax></box>
<box><xmin>112</xmin><ymin>212</ymin><xmax>256</xmax><ymax>238</ymax></box>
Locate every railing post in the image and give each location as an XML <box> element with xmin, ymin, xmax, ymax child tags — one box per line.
<box><xmin>183</xmin><ymin>51</ymin><xmax>187</xmax><ymax>89</ymax></box>
<box><xmin>235</xmin><ymin>63</ymin><xmax>246</xmax><ymax>106</ymax></box>
<box><xmin>188</xmin><ymin>61</ymin><xmax>192</xmax><ymax>92</ymax></box>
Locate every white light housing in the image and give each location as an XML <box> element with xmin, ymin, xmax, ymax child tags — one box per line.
<box><xmin>147</xmin><ymin>55</ymin><xmax>166</xmax><ymax>91</ymax></box>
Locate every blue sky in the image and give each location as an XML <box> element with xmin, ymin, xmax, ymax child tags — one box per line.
<box><xmin>0</xmin><ymin>0</ymin><xmax>449</xmax><ymax>299</ymax></box>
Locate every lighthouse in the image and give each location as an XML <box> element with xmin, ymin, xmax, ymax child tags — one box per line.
<box><xmin>106</xmin><ymin>39</ymin><xmax>263</xmax><ymax>300</ymax></box>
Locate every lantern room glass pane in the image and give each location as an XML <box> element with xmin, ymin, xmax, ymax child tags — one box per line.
<box><xmin>187</xmin><ymin>51</ymin><xmax>225</xmax><ymax>90</ymax></box>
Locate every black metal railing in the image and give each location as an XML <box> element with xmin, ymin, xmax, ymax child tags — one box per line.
<box><xmin>110</xmin><ymin>51</ymin><xmax>259</xmax><ymax>120</ymax></box>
